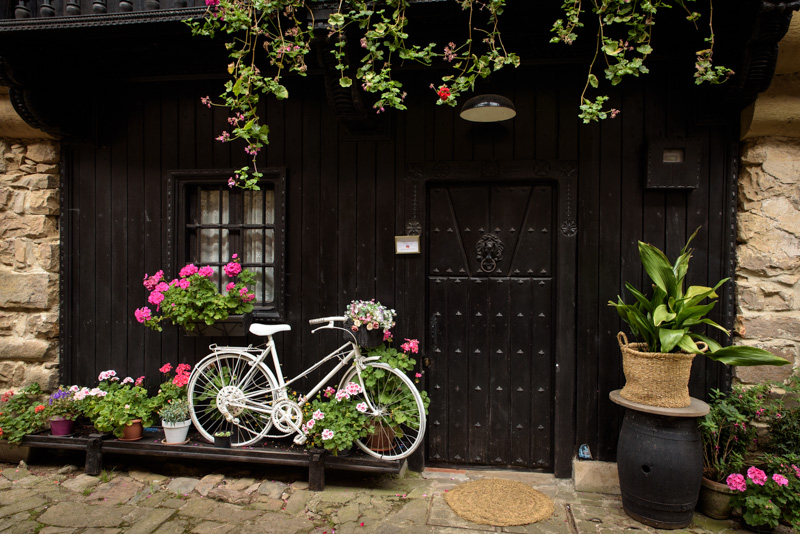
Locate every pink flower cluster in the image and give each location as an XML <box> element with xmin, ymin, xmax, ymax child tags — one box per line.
<box><xmin>401</xmin><ymin>339</ymin><xmax>419</xmax><ymax>354</ymax></box>
<box><xmin>135</xmin><ymin>307</ymin><xmax>152</xmax><ymax>323</ymax></box>
<box><xmin>98</xmin><ymin>370</ymin><xmax>117</xmax><ymax>381</ymax></box>
<box><xmin>160</xmin><ymin>362</ymin><xmax>192</xmax><ymax>387</ymax></box>
<box><xmin>748</xmin><ymin>466</ymin><xmax>768</xmax><ymax>486</ymax></box>
<box><xmin>726</xmin><ymin>473</ymin><xmax>747</xmax><ymax>492</ymax></box>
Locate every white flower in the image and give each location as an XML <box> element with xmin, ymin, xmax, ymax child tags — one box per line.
<box><xmin>312</xmin><ymin>410</ymin><xmax>324</xmax><ymax>421</ymax></box>
<box><xmin>306</xmin><ymin>419</ymin><xmax>315</xmax><ymax>429</ymax></box>
<box><xmin>335</xmin><ymin>390</ymin><xmax>350</xmax><ymax>402</ymax></box>
<box><xmin>345</xmin><ymin>382</ymin><xmax>362</xmax><ymax>395</ymax></box>
<box><xmin>69</xmin><ymin>385</ymin><xmax>80</xmax><ymax>392</ymax></box>
<box><xmin>121</xmin><ymin>377</ymin><xmax>134</xmax><ymax>384</ymax></box>
<box><xmin>356</xmin><ymin>402</ymin><xmax>368</xmax><ymax>413</ymax></box>
<box><xmin>124</xmin><ymin>404</ymin><xmax>130</xmax><ymax>410</ymax></box>
<box><xmin>321</xmin><ymin>429</ymin><xmax>334</xmax><ymax>440</ymax></box>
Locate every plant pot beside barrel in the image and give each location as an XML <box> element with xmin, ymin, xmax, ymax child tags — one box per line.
<box><xmin>699</xmin><ymin>477</ymin><xmax>737</xmax><ymax>520</ymax></box>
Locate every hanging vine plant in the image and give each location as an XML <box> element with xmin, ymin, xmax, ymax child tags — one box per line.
<box><xmin>187</xmin><ymin>0</ymin><xmax>730</xmax><ymax>190</ymax></box>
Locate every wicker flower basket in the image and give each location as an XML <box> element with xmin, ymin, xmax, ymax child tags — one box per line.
<box><xmin>617</xmin><ymin>332</ymin><xmax>700</xmax><ymax>408</ymax></box>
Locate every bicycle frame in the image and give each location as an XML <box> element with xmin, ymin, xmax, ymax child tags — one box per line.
<box><xmin>212</xmin><ymin>318</ymin><xmax>381</xmax><ymax>429</ymax></box>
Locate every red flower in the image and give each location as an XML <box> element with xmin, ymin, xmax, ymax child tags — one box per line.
<box><xmin>437</xmin><ymin>86</ymin><xmax>451</xmax><ymax>101</ymax></box>
<box><xmin>34</xmin><ymin>405</ymin><xmax>45</xmax><ymax>413</ymax></box>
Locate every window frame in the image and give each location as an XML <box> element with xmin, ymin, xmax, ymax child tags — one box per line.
<box><xmin>166</xmin><ymin>168</ymin><xmax>286</xmax><ymax>322</ymax></box>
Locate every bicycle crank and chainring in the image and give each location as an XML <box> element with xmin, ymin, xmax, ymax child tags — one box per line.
<box><xmin>270</xmin><ymin>399</ymin><xmax>304</xmax><ymax>433</ymax></box>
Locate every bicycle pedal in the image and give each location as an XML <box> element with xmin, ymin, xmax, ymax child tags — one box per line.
<box><xmin>292</xmin><ymin>434</ymin><xmax>307</xmax><ymax>446</ymax></box>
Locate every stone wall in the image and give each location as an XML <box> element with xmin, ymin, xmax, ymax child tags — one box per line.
<box><xmin>0</xmin><ymin>139</ymin><xmax>60</xmax><ymax>391</ymax></box>
<box><xmin>735</xmin><ymin>138</ymin><xmax>800</xmax><ymax>384</ymax></box>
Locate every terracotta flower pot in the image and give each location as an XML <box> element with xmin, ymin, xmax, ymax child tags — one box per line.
<box><xmin>699</xmin><ymin>476</ymin><xmax>737</xmax><ymax>519</ymax></box>
<box><xmin>366</xmin><ymin>421</ymin><xmax>396</xmax><ymax>452</ymax></box>
<box><xmin>121</xmin><ymin>419</ymin><xmax>143</xmax><ymax>440</ymax></box>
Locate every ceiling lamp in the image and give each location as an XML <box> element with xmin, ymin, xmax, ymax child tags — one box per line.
<box><xmin>459</xmin><ymin>94</ymin><xmax>516</xmax><ymax>122</ymax></box>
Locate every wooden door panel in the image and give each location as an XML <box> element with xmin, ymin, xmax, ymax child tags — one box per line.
<box><xmin>427</xmin><ymin>182</ymin><xmax>555</xmax><ymax>469</ymax></box>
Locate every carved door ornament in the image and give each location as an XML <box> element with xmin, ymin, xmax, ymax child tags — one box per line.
<box><xmin>475</xmin><ymin>233</ymin><xmax>504</xmax><ymax>273</ymax></box>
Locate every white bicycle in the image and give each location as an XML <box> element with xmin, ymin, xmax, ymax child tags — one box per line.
<box><xmin>186</xmin><ymin>316</ymin><xmax>426</xmax><ymax>460</ymax></box>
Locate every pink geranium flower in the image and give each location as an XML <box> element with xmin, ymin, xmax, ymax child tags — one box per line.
<box><xmin>198</xmin><ymin>265</ymin><xmax>215</xmax><ymax>277</ymax></box>
<box><xmin>747</xmin><ymin>466</ymin><xmax>767</xmax><ymax>486</ymax></box>
<box><xmin>179</xmin><ymin>264</ymin><xmax>198</xmax><ymax>278</ymax></box>
<box><xmin>224</xmin><ymin>261</ymin><xmax>242</xmax><ymax>277</ymax></box>
<box><xmin>726</xmin><ymin>473</ymin><xmax>747</xmax><ymax>492</ymax></box>
<box><xmin>773</xmin><ymin>473</ymin><xmax>789</xmax><ymax>486</ymax></box>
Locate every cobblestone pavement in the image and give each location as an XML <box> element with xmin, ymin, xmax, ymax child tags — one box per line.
<box><xmin>0</xmin><ymin>454</ymin><xmax>782</xmax><ymax>534</ymax></box>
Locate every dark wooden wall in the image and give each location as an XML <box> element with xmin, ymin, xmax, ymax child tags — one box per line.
<box><xmin>61</xmin><ymin>60</ymin><xmax>736</xmax><ymax>471</ymax></box>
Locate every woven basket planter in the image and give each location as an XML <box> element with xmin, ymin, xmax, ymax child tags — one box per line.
<box><xmin>617</xmin><ymin>332</ymin><xmax>697</xmax><ymax>408</ymax></box>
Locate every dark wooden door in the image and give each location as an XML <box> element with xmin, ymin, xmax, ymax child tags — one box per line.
<box><xmin>426</xmin><ymin>182</ymin><xmax>555</xmax><ymax>469</ymax></box>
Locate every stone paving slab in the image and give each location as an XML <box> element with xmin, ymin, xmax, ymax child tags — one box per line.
<box><xmin>0</xmin><ymin>458</ymin><xmax>781</xmax><ymax>534</ymax></box>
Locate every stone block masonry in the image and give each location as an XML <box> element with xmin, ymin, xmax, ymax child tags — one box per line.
<box><xmin>0</xmin><ymin>138</ymin><xmax>60</xmax><ymax>391</ymax></box>
<box><xmin>736</xmin><ymin>139</ymin><xmax>800</xmax><ymax>385</ymax></box>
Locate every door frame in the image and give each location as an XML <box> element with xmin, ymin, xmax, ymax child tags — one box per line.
<box><xmin>405</xmin><ymin>160</ymin><xmax>578</xmax><ymax>477</ymax></box>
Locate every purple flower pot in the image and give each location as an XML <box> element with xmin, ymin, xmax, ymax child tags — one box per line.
<box><xmin>49</xmin><ymin>418</ymin><xmax>75</xmax><ymax>436</ymax></box>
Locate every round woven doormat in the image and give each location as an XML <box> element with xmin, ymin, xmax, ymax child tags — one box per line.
<box><xmin>444</xmin><ymin>478</ymin><xmax>555</xmax><ymax>526</ymax></box>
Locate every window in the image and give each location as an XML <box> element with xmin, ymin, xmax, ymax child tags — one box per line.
<box><xmin>169</xmin><ymin>169</ymin><xmax>285</xmax><ymax>320</ymax></box>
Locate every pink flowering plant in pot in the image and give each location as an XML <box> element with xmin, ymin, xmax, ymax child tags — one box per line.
<box><xmin>727</xmin><ymin>459</ymin><xmax>800</xmax><ymax>530</ymax></box>
<box><xmin>301</xmin><ymin>384</ymin><xmax>371</xmax><ymax>455</ymax></box>
<box><xmin>83</xmin><ymin>370</ymin><xmax>156</xmax><ymax>438</ymax></box>
<box><xmin>152</xmin><ymin>363</ymin><xmax>192</xmax><ymax>414</ymax></box>
<box><xmin>135</xmin><ymin>255</ymin><xmax>256</xmax><ymax>332</ymax></box>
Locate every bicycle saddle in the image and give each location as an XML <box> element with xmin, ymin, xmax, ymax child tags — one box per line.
<box><xmin>249</xmin><ymin>323</ymin><xmax>291</xmax><ymax>336</ymax></box>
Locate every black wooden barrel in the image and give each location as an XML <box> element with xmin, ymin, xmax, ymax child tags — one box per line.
<box><xmin>617</xmin><ymin>409</ymin><xmax>703</xmax><ymax>529</ymax></box>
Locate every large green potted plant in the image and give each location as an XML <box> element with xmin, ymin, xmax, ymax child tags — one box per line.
<box><xmin>609</xmin><ymin>229</ymin><xmax>788</xmax><ymax>408</ymax></box>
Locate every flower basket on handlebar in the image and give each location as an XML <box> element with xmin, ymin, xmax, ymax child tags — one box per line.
<box><xmin>343</xmin><ymin>319</ymin><xmax>385</xmax><ymax>349</ymax></box>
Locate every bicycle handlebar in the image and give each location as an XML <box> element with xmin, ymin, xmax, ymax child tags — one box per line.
<box><xmin>308</xmin><ymin>316</ymin><xmax>346</xmax><ymax>325</ymax></box>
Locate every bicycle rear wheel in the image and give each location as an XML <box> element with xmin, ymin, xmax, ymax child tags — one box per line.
<box><xmin>339</xmin><ymin>363</ymin><xmax>426</xmax><ymax>460</ymax></box>
<box><xmin>188</xmin><ymin>351</ymin><xmax>278</xmax><ymax>446</ymax></box>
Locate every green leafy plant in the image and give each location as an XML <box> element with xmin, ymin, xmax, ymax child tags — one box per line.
<box><xmin>609</xmin><ymin>229</ymin><xmax>789</xmax><ymax>366</ymax></box>
<box><xmin>551</xmin><ymin>0</ymin><xmax>732</xmax><ymax>122</ymax></box>
<box><xmin>135</xmin><ymin>256</ymin><xmax>255</xmax><ymax>332</ymax></box>
<box><xmin>84</xmin><ymin>371</ymin><xmax>156</xmax><ymax>438</ymax></box>
<box><xmin>302</xmin><ymin>388</ymin><xmax>370</xmax><ymax>454</ymax></box>
<box><xmin>699</xmin><ymin>383</ymin><xmax>772</xmax><ymax>483</ymax></box>
<box><xmin>187</xmin><ymin>0</ymin><xmax>728</xmax><ymax>189</ymax></box>
<box><xmin>159</xmin><ymin>398</ymin><xmax>191</xmax><ymax>424</ymax></box>
<box><xmin>188</xmin><ymin>0</ymin><xmax>519</xmax><ymax>189</ymax></box>
<box><xmin>766</xmin><ymin>376</ymin><xmax>800</xmax><ymax>458</ymax></box>
<box><xmin>727</xmin><ymin>460</ymin><xmax>800</xmax><ymax>530</ymax></box>
<box><xmin>0</xmin><ymin>384</ymin><xmax>46</xmax><ymax>444</ymax></box>
<box><xmin>214</xmin><ymin>430</ymin><xmax>232</xmax><ymax>437</ymax></box>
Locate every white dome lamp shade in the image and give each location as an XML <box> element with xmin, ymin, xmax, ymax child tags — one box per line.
<box><xmin>459</xmin><ymin>94</ymin><xmax>517</xmax><ymax>122</ymax></box>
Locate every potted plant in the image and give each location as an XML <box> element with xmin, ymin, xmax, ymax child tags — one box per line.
<box><xmin>84</xmin><ymin>370</ymin><xmax>155</xmax><ymax>439</ymax></box>
<box><xmin>609</xmin><ymin>229</ymin><xmax>788</xmax><ymax>408</ymax></box>
<box><xmin>0</xmin><ymin>384</ymin><xmax>46</xmax><ymax>461</ymax></box>
<box><xmin>159</xmin><ymin>398</ymin><xmax>192</xmax><ymax>444</ymax></box>
<box><xmin>302</xmin><ymin>386</ymin><xmax>370</xmax><ymax>456</ymax></box>
<box><xmin>726</xmin><ymin>459</ymin><xmax>800</xmax><ymax>532</ymax></box>
<box><xmin>698</xmin><ymin>383</ymin><xmax>772</xmax><ymax>519</ymax></box>
<box><xmin>344</xmin><ymin>299</ymin><xmax>396</xmax><ymax>349</ymax></box>
<box><xmin>43</xmin><ymin>386</ymin><xmax>87</xmax><ymax>436</ymax></box>
<box><xmin>152</xmin><ymin>363</ymin><xmax>192</xmax><ymax>415</ymax></box>
<box><xmin>134</xmin><ymin>255</ymin><xmax>256</xmax><ymax>335</ymax></box>
<box><xmin>213</xmin><ymin>430</ymin><xmax>232</xmax><ymax>448</ymax></box>
<box><xmin>358</xmin><ymin>338</ymin><xmax>430</xmax><ymax>453</ymax></box>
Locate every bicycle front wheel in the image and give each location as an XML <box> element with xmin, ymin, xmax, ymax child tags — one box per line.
<box><xmin>339</xmin><ymin>363</ymin><xmax>427</xmax><ymax>460</ymax></box>
<box><xmin>188</xmin><ymin>351</ymin><xmax>278</xmax><ymax>447</ymax></box>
